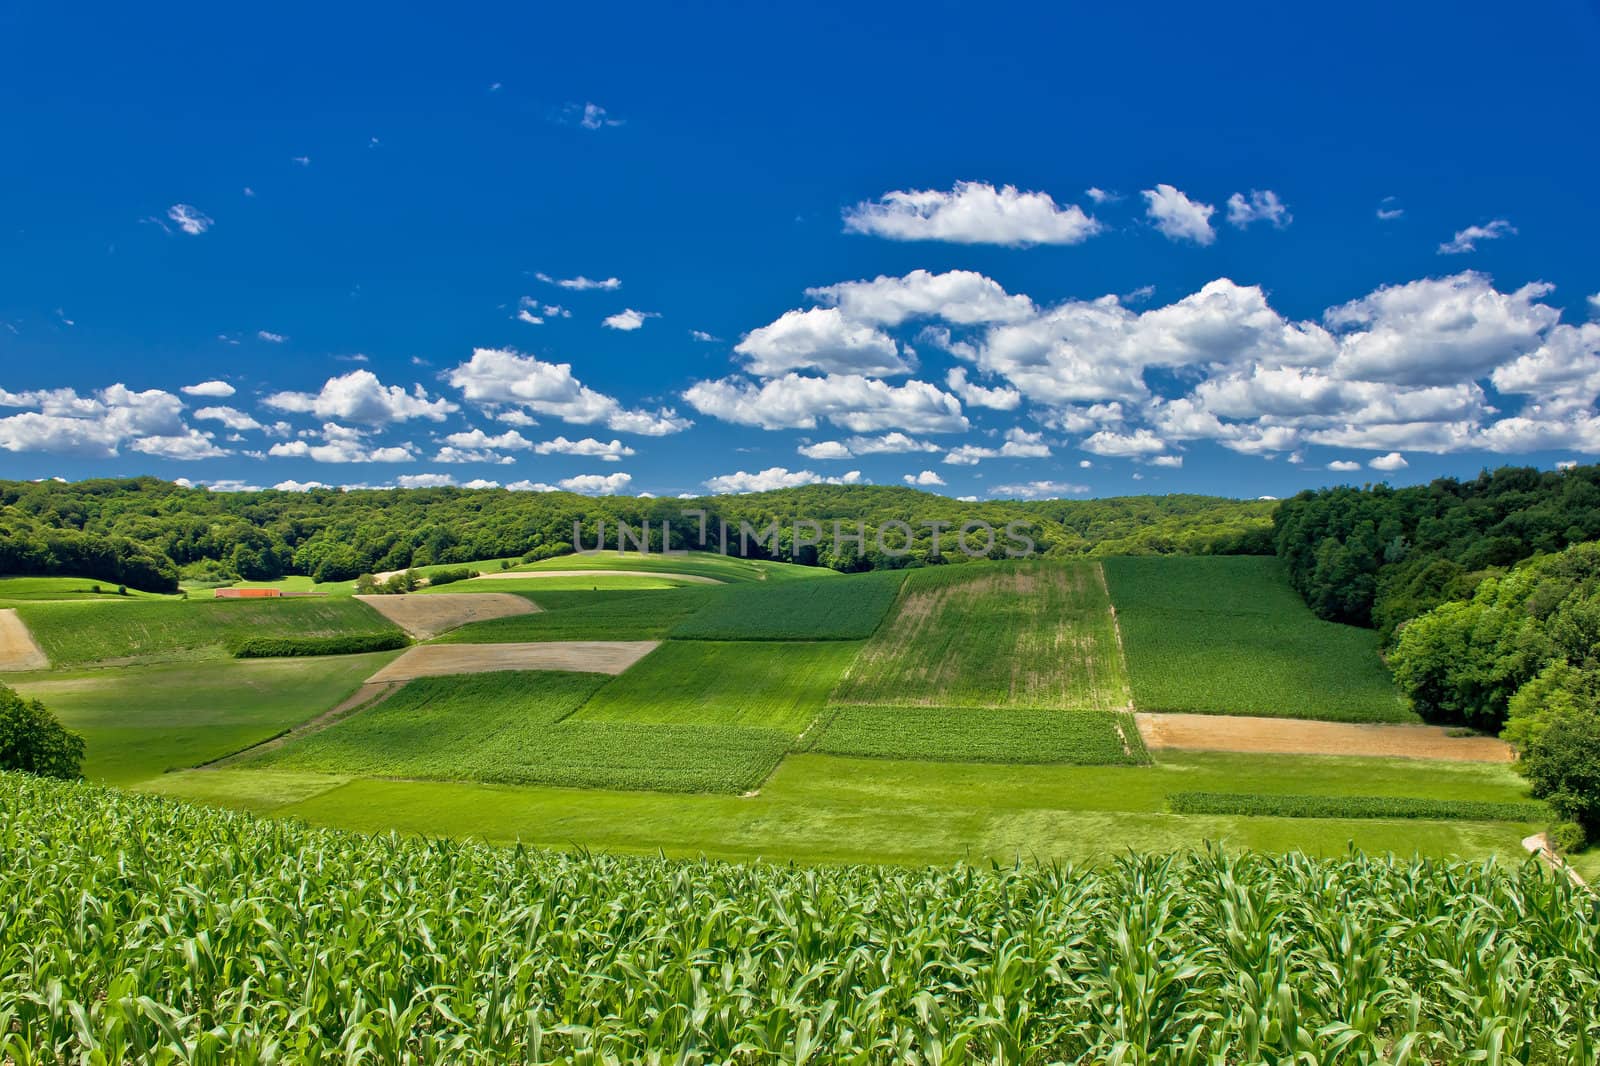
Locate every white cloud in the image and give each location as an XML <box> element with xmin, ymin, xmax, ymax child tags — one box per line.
<box><xmin>1149</xmin><ymin>454</ymin><xmax>1183</xmax><ymax>468</ymax></box>
<box><xmin>943</xmin><ymin>427</ymin><xmax>1051</xmax><ymax>465</ymax></box>
<box><xmin>441</xmin><ymin>428</ymin><xmax>534</xmax><ymax>451</ymax></box>
<box><xmin>1226</xmin><ymin>189</ymin><xmax>1291</xmax><ymax>229</ymax></box>
<box><xmin>536</xmin><ymin>273</ymin><xmax>621</xmax><ymax>291</ymax></box>
<box><xmin>435</xmin><ymin>446</ymin><xmax>517</xmax><ymax>465</ymax></box>
<box><xmin>842</xmin><ymin>181</ymin><xmax>1101</xmax><ymax>247</ymax></box>
<box><xmin>703</xmin><ymin>466</ymin><xmax>864</xmax><ymax>494</ymax></box>
<box><xmin>182</xmin><ymin>380</ymin><xmax>235</xmax><ymax>398</ymax></box>
<box><xmin>257</xmin><ymin>330</ymin><xmax>287</xmax><ymax>343</ymax></box>
<box><xmin>1589</xmin><ymin>293</ymin><xmax>1600</xmax><ymax>317</ymax></box>
<box><xmin>517</xmin><ymin>309</ymin><xmax>543</xmax><ymax>325</ymax></box>
<box><xmin>1085</xmin><ymin>187</ymin><xmax>1119</xmax><ymax>204</ymax></box>
<box><xmin>683</xmin><ymin>373</ymin><xmax>968</xmax><ymax>433</ymax></box>
<box><xmin>559</xmin><ymin>472</ymin><xmax>633</xmax><ymax>494</ymax></box>
<box><xmin>573</xmin><ymin>103</ymin><xmax>621</xmax><ymax>130</ymax></box>
<box><xmin>1489</xmin><ymin>322</ymin><xmax>1600</xmax><ymax>416</ymax></box>
<box><xmin>265</xmin><ymin>370</ymin><xmax>457</xmax><ymax>425</ymax></box>
<box><xmin>167</xmin><ymin>204</ymin><xmax>213</xmax><ymax>236</ymax></box>
<box><xmin>946</xmin><ymin>367</ymin><xmax>1021</xmax><ymax>411</ymax></box>
<box><xmin>690</xmin><ymin>330</ymin><xmax>720</xmax><ymax>342</ymax></box>
<box><xmin>807</xmin><ymin>270</ymin><xmax>1035</xmax><ymax>327</ymax></box>
<box><xmin>1142</xmin><ymin>184</ymin><xmax>1215</xmax><ymax>244</ymax></box>
<box><xmin>273</xmin><ymin>480</ymin><xmax>327</xmax><ymax>492</ymax></box>
<box><xmin>267</xmin><ymin>424</ymin><xmax>417</xmax><ymax>463</ymax></box>
<box><xmin>1328</xmin><ymin>460</ymin><xmax>1362</xmax><ymax>471</ymax></box>
<box><xmin>0</xmin><ymin>385</ymin><xmax>195</xmax><ymax>458</ymax></box>
<box><xmin>904</xmin><ymin>470</ymin><xmax>945</xmax><ymax>486</ymax></box>
<box><xmin>447</xmin><ymin>348</ymin><xmax>690</xmax><ymax>435</ymax></box>
<box><xmin>129</xmin><ymin>428</ymin><xmax>228</xmax><ymax>460</ymax></box>
<box><xmin>798</xmin><ymin>440</ymin><xmax>853</xmax><ymax>460</ymax></box>
<box><xmin>602</xmin><ymin>308</ymin><xmax>659</xmax><ymax>331</ymax></box>
<box><xmin>845</xmin><ymin>431</ymin><xmax>942</xmax><ymax>454</ymax></box>
<box><xmin>734</xmin><ymin>308</ymin><xmax>907</xmax><ymax>377</ymax></box>
<box><xmin>1438</xmin><ymin>219</ymin><xmax>1515</xmax><ymax>255</ymax></box>
<box><xmin>396</xmin><ymin>473</ymin><xmax>458</xmax><ymax>488</ymax></box>
<box><xmin>194</xmin><ymin>406</ymin><xmax>264</xmax><ymax>431</ymax></box>
<box><xmin>1080</xmin><ymin>427</ymin><xmax>1169</xmax><ymax>458</ymax></box>
<box><xmin>990</xmin><ymin>480</ymin><xmax>1089</xmax><ymax>499</ymax></box>
<box><xmin>1368</xmin><ymin>452</ymin><xmax>1409</xmax><ymax>471</ymax></box>
<box><xmin>531</xmin><ymin>436</ymin><xmax>636</xmax><ymax>461</ymax></box>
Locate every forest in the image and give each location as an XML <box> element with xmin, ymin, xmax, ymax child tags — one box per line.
<box><xmin>0</xmin><ymin>478</ymin><xmax>1276</xmax><ymax>592</ymax></box>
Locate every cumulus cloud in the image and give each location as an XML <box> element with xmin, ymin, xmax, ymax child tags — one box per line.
<box><xmin>0</xmin><ymin>384</ymin><xmax>205</xmax><ymax>459</ymax></box>
<box><xmin>904</xmin><ymin>470</ymin><xmax>945</xmax><ymax>486</ymax></box>
<box><xmin>257</xmin><ymin>330</ymin><xmax>287</xmax><ymax>343</ymax></box>
<box><xmin>943</xmin><ymin>427</ymin><xmax>1050</xmax><ymax>465</ymax></box>
<box><xmin>1142</xmin><ymin>184</ymin><xmax>1215</xmax><ymax>244</ymax></box>
<box><xmin>683</xmin><ymin>373</ymin><xmax>968</xmax><ymax>433</ymax></box>
<box><xmin>946</xmin><ymin>367</ymin><xmax>1021</xmax><ymax>411</ymax></box>
<box><xmin>531</xmin><ymin>436</ymin><xmax>636</xmax><ymax>461</ymax></box>
<box><xmin>441</xmin><ymin>428</ymin><xmax>533</xmax><ymax>451</ymax></box>
<box><xmin>602</xmin><ymin>308</ymin><xmax>659</xmax><ymax>331</ymax></box>
<box><xmin>734</xmin><ymin>308</ymin><xmax>907</xmax><ymax>377</ymax></box>
<box><xmin>265</xmin><ymin>370</ymin><xmax>457</xmax><ymax>425</ymax></box>
<box><xmin>182</xmin><ymin>380</ymin><xmax>235</xmax><ymax>398</ymax></box>
<box><xmin>842</xmin><ymin>181</ymin><xmax>1101</xmax><ymax>247</ymax></box>
<box><xmin>556</xmin><ymin>471</ymin><xmax>633</xmax><ymax>494</ymax></box>
<box><xmin>1328</xmin><ymin>460</ymin><xmax>1362</xmax><ymax>471</ymax></box>
<box><xmin>194</xmin><ymin>406</ymin><xmax>264</xmax><ymax>431</ymax></box>
<box><xmin>807</xmin><ymin>270</ymin><xmax>1035</xmax><ymax>327</ymax></box>
<box><xmin>1438</xmin><ymin>219</ymin><xmax>1515</xmax><ymax>255</ymax></box>
<box><xmin>536</xmin><ymin>273</ymin><xmax>621</xmax><ymax>291</ymax></box>
<box><xmin>167</xmin><ymin>204</ymin><xmax>213</xmax><ymax>236</ymax></box>
<box><xmin>447</xmin><ymin>348</ymin><xmax>690</xmax><ymax>435</ymax></box>
<box><xmin>1369</xmin><ymin>451</ymin><xmax>1408</xmax><ymax>471</ymax></box>
<box><xmin>1080</xmin><ymin>427</ymin><xmax>1170</xmax><ymax>458</ymax></box>
<box><xmin>1226</xmin><ymin>189</ymin><xmax>1291</xmax><ymax>229</ymax></box>
<box><xmin>990</xmin><ymin>480</ymin><xmax>1089</xmax><ymax>499</ymax></box>
<box><xmin>798</xmin><ymin>440</ymin><xmax>854</xmax><ymax>460</ymax></box>
<box><xmin>268</xmin><ymin>424</ymin><xmax>417</xmax><ymax>464</ymax></box>
<box><xmin>703</xmin><ymin>466</ymin><xmax>865</xmax><ymax>494</ymax></box>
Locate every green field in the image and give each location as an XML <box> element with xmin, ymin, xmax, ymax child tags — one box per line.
<box><xmin>16</xmin><ymin>597</ymin><xmax>403</xmax><ymax>666</ymax></box>
<box><xmin>252</xmin><ymin>670</ymin><xmax>792</xmax><ymax>793</ymax></box>
<box><xmin>670</xmin><ymin>568</ymin><xmax>904</xmax><ymax>640</ymax></box>
<box><xmin>0</xmin><ymin>576</ymin><xmax>176</xmax><ymax>604</ymax></box>
<box><xmin>434</xmin><ymin>588</ymin><xmax>718</xmax><ymax>642</ymax></box>
<box><xmin>833</xmin><ymin>560</ymin><xmax>1131</xmax><ymax>710</ymax></box>
<box><xmin>427</xmin><ymin>573</ymin><xmax>701</xmax><ymax>593</ymax></box>
<box><xmin>806</xmin><ymin>706</ymin><xmax>1146</xmax><ymax>765</ymax></box>
<box><xmin>8</xmin><ymin>654</ymin><xmax>396</xmax><ymax>782</ymax></box>
<box><xmin>7</xmin><ymin>773</ymin><xmax>1592</xmax><ymax>1061</ymax></box>
<box><xmin>575</xmin><ymin>639</ymin><xmax>859</xmax><ymax>732</ymax></box>
<box><xmin>514</xmin><ymin>550</ymin><xmax>835</xmax><ymax>583</ymax></box>
<box><xmin>1103</xmin><ymin>555</ymin><xmax>1413</xmax><ymax>722</ymax></box>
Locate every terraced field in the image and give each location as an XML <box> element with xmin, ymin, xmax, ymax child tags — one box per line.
<box><xmin>833</xmin><ymin>560</ymin><xmax>1129</xmax><ymax>710</ymax></box>
<box><xmin>1102</xmin><ymin>556</ymin><xmax>1412</xmax><ymax>722</ymax></box>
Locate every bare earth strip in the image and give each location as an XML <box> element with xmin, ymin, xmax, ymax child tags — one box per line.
<box><xmin>355</xmin><ymin>593</ymin><xmax>538</xmax><ymax>639</ymax></box>
<box><xmin>0</xmin><ymin>609</ymin><xmax>48</xmax><ymax>671</ymax></box>
<box><xmin>367</xmin><ymin>641</ymin><xmax>659</xmax><ymax>682</ymax></box>
<box><xmin>1136</xmin><ymin>712</ymin><xmax>1513</xmax><ymax>763</ymax></box>
<box><xmin>478</xmin><ymin>570</ymin><xmax>725</xmax><ymax>584</ymax></box>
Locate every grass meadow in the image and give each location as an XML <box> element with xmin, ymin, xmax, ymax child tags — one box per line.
<box><xmin>9</xmin><ymin>653</ymin><xmax>396</xmax><ymax>782</ymax></box>
<box><xmin>513</xmin><ymin>550</ymin><xmax>832</xmax><ymax>583</ymax></box>
<box><xmin>832</xmin><ymin>560</ymin><xmax>1130</xmax><ymax>710</ymax></box>
<box><xmin>670</xmin><ymin>569</ymin><xmax>904</xmax><ymax>640</ymax></box>
<box><xmin>1102</xmin><ymin>556</ymin><xmax>1412</xmax><ymax>722</ymax></box>
<box><xmin>0</xmin><ymin>576</ymin><xmax>176</xmax><ymax>605</ymax></box>
<box><xmin>17</xmin><ymin>597</ymin><xmax>403</xmax><ymax>666</ymax></box>
<box><xmin>427</xmin><ymin>573</ymin><xmax>701</xmax><ymax>593</ymax></box>
<box><xmin>253</xmin><ymin>670</ymin><xmax>792</xmax><ymax>793</ymax></box>
<box><xmin>575</xmin><ymin>639</ymin><xmax>859</xmax><ymax>732</ymax></box>
<box><xmin>434</xmin><ymin>588</ymin><xmax>718</xmax><ymax>642</ymax></box>
<box><xmin>805</xmin><ymin>706</ymin><xmax>1147</xmax><ymax>765</ymax></box>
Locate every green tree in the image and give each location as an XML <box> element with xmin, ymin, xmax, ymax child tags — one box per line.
<box><xmin>0</xmin><ymin>684</ymin><xmax>86</xmax><ymax>779</ymax></box>
<box><xmin>1519</xmin><ymin>704</ymin><xmax>1600</xmax><ymax>835</ymax></box>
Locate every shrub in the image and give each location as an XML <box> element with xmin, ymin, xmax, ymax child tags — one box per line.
<box><xmin>425</xmin><ymin>567</ymin><xmax>478</xmax><ymax>587</ymax></box>
<box><xmin>1518</xmin><ymin>705</ymin><xmax>1600</xmax><ymax>834</ymax></box>
<box><xmin>229</xmin><ymin>632</ymin><xmax>411</xmax><ymax>658</ymax></box>
<box><xmin>0</xmin><ymin>684</ymin><xmax>85</xmax><ymax>779</ymax></box>
<box><xmin>1547</xmin><ymin>820</ymin><xmax>1587</xmax><ymax>854</ymax></box>
<box><xmin>1167</xmin><ymin>792</ymin><xmax>1546</xmax><ymax>822</ymax></box>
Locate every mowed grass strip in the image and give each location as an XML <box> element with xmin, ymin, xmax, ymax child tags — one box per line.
<box><xmin>1102</xmin><ymin>556</ymin><xmax>1412</xmax><ymax>723</ymax></box>
<box><xmin>18</xmin><ymin>598</ymin><xmax>404</xmax><ymax>666</ymax></box>
<box><xmin>832</xmin><ymin>560</ymin><xmax>1130</xmax><ymax>711</ymax></box>
<box><xmin>670</xmin><ymin>570</ymin><xmax>904</xmax><ymax>641</ymax></box>
<box><xmin>806</xmin><ymin>706</ymin><xmax>1147</xmax><ymax>765</ymax></box>
<box><xmin>436</xmin><ymin>588</ymin><xmax>717</xmax><ymax>643</ymax></box>
<box><xmin>515</xmin><ymin>550</ymin><xmax>833</xmax><ymax>583</ymax></box>
<box><xmin>575</xmin><ymin>640</ymin><xmax>859</xmax><ymax>733</ymax></box>
<box><xmin>255</xmin><ymin>670</ymin><xmax>790</xmax><ymax>793</ymax></box>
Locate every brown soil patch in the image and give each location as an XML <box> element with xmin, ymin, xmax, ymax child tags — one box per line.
<box><xmin>477</xmin><ymin>569</ymin><xmax>724</xmax><ymax>584</ymax></box>
<box><xmin>0</xmin><ymin>609</ymin><xmax>48</xmax><ymax>671</ymax></box>
<box><xmin>355</xmin><ymin>592</ymin><xmax>537</xmax><ymax>638</ymax></box>
<box><xmin>1136</xmin><ymin>712</ymin><xmax>1513</xmax><ymax>763</ymax></box>
<box><xmin>367</xmin><ymin>641</ymin><xmax>659</xmax><ymax>682</ymax></box>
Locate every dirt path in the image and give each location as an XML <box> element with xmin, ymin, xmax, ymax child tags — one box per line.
<box><xmin>1136</xmin><ymin>712</ymin><xmax>1513</xmax><ymax>763</ymax></box>
<box><xmin>355</xmin><ymin>592</ymin><xmax>537</xmax><ymax>638</ymax></box>
<box><xmin>475</xmin><ymin>569</ymin><xmax>724</xmax><ymax>584</ymax></box>
<box><xmin>366</xmin><ymin>640</ymin><xmax>659</xmax><ymax>681</ymax></box>
<box><xmin>0</xmin><ymin>609</ymin><xmax>48</xmax><ymax>671</ymax></box>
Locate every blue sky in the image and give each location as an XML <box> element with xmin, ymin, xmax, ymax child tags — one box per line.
<box><xmin>2</xmin><ymin>1</ymin><xmax>1598</xmax><ymax>501</ymax></box>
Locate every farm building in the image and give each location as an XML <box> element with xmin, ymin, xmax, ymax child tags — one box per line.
<box><xmin>214</xmin><ymin>587</ymin><xmax>282</xmax><ymax>599</ymax></box>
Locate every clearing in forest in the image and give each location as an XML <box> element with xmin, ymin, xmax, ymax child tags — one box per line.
<box><xmin>831</xmin><ymin>560</ymin><xmax>1130</xmax><ymax>711</ymax></box>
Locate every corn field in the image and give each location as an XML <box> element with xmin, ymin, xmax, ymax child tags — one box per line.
<box><xmin>2</xmin><ymin>773</ymin><xmax>1598</xmax><ymax>1064</ymax></box>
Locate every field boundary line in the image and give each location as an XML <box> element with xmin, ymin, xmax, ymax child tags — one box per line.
<box><xmin>1098</xmin><ymin>561</ymin><xmax>1136</xmax><ymax>716</ymax></box>
<box><xmin>200</xmin><ymin>681</ymin><xmax>406</xmax><ymax>769</ymax></box>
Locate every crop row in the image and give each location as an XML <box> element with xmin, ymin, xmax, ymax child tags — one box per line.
<box><xmin>3</xmin><ymin>773</ymin><xmax>1598</xmax><ymax>1063</ymax></box>
<box><xmin>229</xmin><ymin>632</ymin><xmax>411</xmax><ymax>657</ymax></box>
<box><xmin>806</xmin><ymin>706</ymin><xmax>1147</xmax><ymax>765</ymax></box>
<box><xmin>1168</xmin><ymin>791</ymin><xmax>1548</xmax><ymax>823</ymax></box>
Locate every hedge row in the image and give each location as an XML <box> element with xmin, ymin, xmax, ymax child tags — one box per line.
<box><xmin>1168</xmin><ymin>792</ymin><xmax>1546</xmax><ymax>823</ymax></box>
<box><xmin>229</xmin><ymin>632</ymin><xmax>411</xmax><ymax>658</ymax></box>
